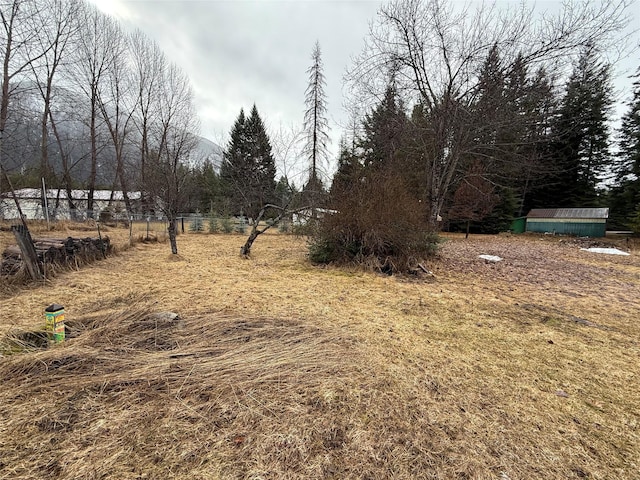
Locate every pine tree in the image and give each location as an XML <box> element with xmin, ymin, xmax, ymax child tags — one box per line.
<box><xmin>245</xmin><ymin>104</ymin><xmax>277</xmax><ymax>217</ymax></box>
<box><xmin>471</xmin><ymin>47</ymin><xmax>556</xmax><ymax>216</ymax></box>
<box><xmin>221</xmin><ymin>106</ymin><xmax>276</xmax><ymax>220</ymax></box>
<box><xmin>515</xmin><ymin>66</ymin><xmax>557</xmax><ymax>214</ymax></box>
<box><xmin>193</xmin><ymin>159</ymin><xmax>221</xmax><ymax>213</ymax></box>
<box><xmin>360</xmin><ymin>84</ymin><xmax>407</xmax><ymax>169</ymax></box>
<box><xmin>546</xmin><ymin>48</ymin><xmax>613</xmax><ymax>207</ymax></box>
<box><xmin>302</xmin><ymin>41</ymin><xmax>330</xmax><ymax>213</ymax></box>
<box><xmin>617</xmin><ymin>72</ymin><xmax>640</xmax><ymax>182</ymax></box>
<box><xmin>470</xmin><ymin>45</ymin><xmax>508</xmax><ymax>186</ymax></box>
<box><xmin>221</xmin><ymin>108</ymin><xmax>248</xmax><ymax>212</ymax></box>
<box><xmin>330</xmin><ymin>138</ymin><xmax>362</xmax><ymax>202</ymax></box>
<box><xmin>609</xmin><ymin>69</ymin><xmax>640</xmax><ymax>229</ymax></box>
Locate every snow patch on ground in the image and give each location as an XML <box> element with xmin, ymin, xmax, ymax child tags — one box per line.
<box><xmin>580</xmin><ymin>247</ymin><xmax>630</xmax><ymax>256</ymax></box>
<box><xmin>479</xmin><ymin>255</ymin><xmax>503</xmax><ymax>262</ymax></box>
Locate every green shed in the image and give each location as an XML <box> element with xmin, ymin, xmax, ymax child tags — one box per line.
<box><xmin>526</xmin><ymin>208</ymin><xmax>609</xmax><ymax>237</ymax></box>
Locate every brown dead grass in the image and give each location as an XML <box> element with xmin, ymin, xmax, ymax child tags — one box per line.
<box><xmin>0</xmin><ymin>227</ymin><xmax>639</xmax><ymax>479</ymax></box>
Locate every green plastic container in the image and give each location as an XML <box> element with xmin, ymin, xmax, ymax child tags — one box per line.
<box><xmin>510</xmin><ymin>217</ymin><xmax>527</xmax><ymax>234</ymax></box>
<box><xmin>45</xmin><ymin>304</ymin><xmax>65</xmax><ymax>343</ymax></box>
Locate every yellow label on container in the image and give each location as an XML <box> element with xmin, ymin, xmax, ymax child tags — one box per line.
<box><xmin>45</xmin><ymin>310</ymin><xmax>65</xmax><ymax>341</ymax></box>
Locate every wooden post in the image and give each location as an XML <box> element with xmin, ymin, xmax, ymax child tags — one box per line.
<box><xmin>11</xmin><ymin>225</ymin><xmax>44</xmax><ymax>280</ymax></box>
<box><xmin>42</xmin><ymin>177</ymin><xmax>50</xmax><ymax>230</ymax></box>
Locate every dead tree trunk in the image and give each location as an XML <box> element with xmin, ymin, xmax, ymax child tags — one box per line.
<box><xmin>11</xmin><ymin>225</ymin><xmax>44</xmax><ymax>280</ymax></box>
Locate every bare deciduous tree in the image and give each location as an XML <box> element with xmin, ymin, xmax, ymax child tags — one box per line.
<box><xmin>70</xmin><ymin>2</ymin><xmax>120</xmax><ymax>218</ymax></box>
<box><xmin>1</xmin><ymin>0</ymin><xmax>57</xmax><ymax>228</ymax></box>
<box><xmin>130</xmin><ymin>30</ymin><xmax>165</xmax><ymax>211</ymax></box>
<box><xmin>145</xmin><ymin>62</ymin><xmax>199</xmax><ymax>254</ymax></box>
<box><xmin>448</xmin><ymin>161</ymin><xmax>499</xmax><ymax>238</ymax></box>
<box><xmin>347</xmin><ymin>0</ymin><xmax>631</xmax><ymax>228</ymax></box>
<box><xmin>97</xmin><ymin>27</ymin><xmax>137</xmax><ymax>215</ymax></box>
<box><xmin>240</xmin><ymin>127</ymin><xmax>308</xmax><ymax>257</ymax></box>
<box><xmin>30</xmin><ymin>0</ymin><xmax>80</xmax><ymax>198</ymax></box>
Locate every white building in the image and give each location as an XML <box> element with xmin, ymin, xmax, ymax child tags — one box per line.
<box><xmin>0</xmin><ymin>188</ymin><xmax>141</xmax><ymax>220</ymax></box>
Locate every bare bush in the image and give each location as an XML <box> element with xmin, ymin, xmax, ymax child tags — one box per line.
<box><xmin>309</xmin><ymin>169</ymin><xmax>439</xmax><ymax>273</ymax></box>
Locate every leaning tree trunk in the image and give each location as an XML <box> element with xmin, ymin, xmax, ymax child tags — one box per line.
<box><xmin>240</xmin><ymin>229</ymin><xmax>260</xmax><ymax>257</ymax></box>
<box><xmin>240</xmin><ymin>203</ymin><xmax>308</xmax><ymax>257</ymax></box>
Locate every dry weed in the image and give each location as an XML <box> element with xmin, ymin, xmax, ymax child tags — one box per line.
<box><xmin>0</xmin><ymin>229</ymin><xmax>638</xmax><ymax>479</ymax></box>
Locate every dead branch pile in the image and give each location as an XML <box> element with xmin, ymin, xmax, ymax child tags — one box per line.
<box><xmin>1</xmin><ymin>236</ymin><xmax>111</xmax><ymax>276</ymax></box>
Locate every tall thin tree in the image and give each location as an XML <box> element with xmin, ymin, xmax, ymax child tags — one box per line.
<box><xmin>71</xmin><ymin>3</ymin><xmax>120</xmax><ymax>218</ymax></box>
<box><xmin>547</xmin><ymin>47</ymin><xmax>613</xmax><ymax>207</ymax></box>
<box><xmin>130</xmin><ymin>30</ymin><xmax>165</xmax><ymax>211</ymax></box>
<box><xmin>302</xmin><ymin>41</ymin><xmax>329</xmax><ymax>215</ymax></box>
<box><xmin>97</xmin><ymin>27</ymin><xmax>136</xmax><ymax>215</ymax></box>
<box><xmin>30</xmin><ymin>0</ymin><xmax>80</xmax><ymax>201</ymax></box>
<box><xmin>609</xmin><ymin>68</ymin><xmax>640</xmax><ymax>228</ymax></box>
<box><xmin>1</xmin><ymin>0</ymin><xmax>56</xmax><ymax>224</ymax></box>
<box><xmin>144</xmin><ymin>62</ymin><xmax>199</xmax><ymax>254</ymax></box>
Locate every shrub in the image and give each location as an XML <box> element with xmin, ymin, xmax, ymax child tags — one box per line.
<box><xmin>220</xmin><ymin>217</ymin><xmax>234</xmax><ymax>234</ymax></box>
<box><xmin>189</xmin><ymin>214</ymin><xmax>204</xmax><ymax>232</ymax></box>
<box><xmin>308</xmin><ymin>171</ymin><xmax>440</xmax><ymax>273</ymax></box>
<box><xmin>292</xmin><ymin>220</ymin><xmax>317</xmax><ymax>237</ymax></box>
<box><xmin>208</xmin><ymin>216</ymin><xmax>219</xmax><ymax>233</ymax></box>
<box><xmin>278</xmin><ymin>220</ymin><xmax>290</xmax><ymax>234</ymax></box>
<box><xmin>235</xmin><ymin>217</ymin><xmax>247</xmax><ymax>234</ymax></box>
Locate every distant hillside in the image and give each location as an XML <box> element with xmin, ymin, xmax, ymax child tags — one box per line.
<box><xmin>1</xmin><ymin>83</ymin><xmax>225</xmax><ymax>182</ymax></box>
<box><xmin>193</xmin><ymin>137</ymin><xmax>223</xmax><ymax>172</ymax></box>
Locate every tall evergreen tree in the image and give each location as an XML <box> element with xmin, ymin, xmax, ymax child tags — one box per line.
<box><xmin>471</xmin><ymin>47</ymin><xmax>556</xmax><ymax>216</ymax></box>
<box><xmin>514</xmin><ymin>66</ymin><xmax>557</xmax><ymax>214</ymax></box>
<box><xmin>274</xmin><ymin>175</ymin><xmax>298</xmax><ymax>209</ymax></box>
<box><xmin>609</xmin><ymin>69</ymin><xmax>640</xmax><ymax>229</ymax></box>
<box><xmin>302</xmin><ymin>41</ymin><xmax>329</xmax><ymax>212</ymax></box>
<box><xmin>330</xmin><ymin>138</ymin><xmax>362</xmax><ymax>202</ymax></box>
<box><xmin>545</xmin><ymin>48</ymin><xmax>613</xmax><ymax>207</ymax></box>
<box><xmin>221</xmin><ymin>105</ymin><xmax>276</xmax><ymax>220</ymax></box>
<box><xmin>192</xmin><ymin>159</ymin><xmax>222</xmax><ymax>214</ymax></box>
<box><xmin>360</xmin><ymin>83</ymin><xmax>407</xmax><ymax>170</ymax></box>
<box><xmin>221</xmin><ymin>108</ymin><xmax>248</xmax><ymax>212</ymax></box>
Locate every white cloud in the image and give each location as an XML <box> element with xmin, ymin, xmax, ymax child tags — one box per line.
<box><xmin>91</xmin><ymin>0</ymin><xmax>381</xmax><ymax>178</ymax></box>
<box><xmin>88</xmin><ymin>0</ymin><xmax>640</xmax><ymax>181</ymax></box>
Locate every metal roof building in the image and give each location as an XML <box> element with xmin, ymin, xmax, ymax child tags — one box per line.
<box><xmin>1</xmin><ymin>188</ymin><xmax>141</xmax><ymax>220</ymax></box>
<box><xmin>526</xmin><ymin>208</ymin><xmax>609</xmax><ymax>237</ymax></box>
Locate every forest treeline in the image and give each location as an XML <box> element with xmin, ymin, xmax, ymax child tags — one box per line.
<box><xmin>1</xmin><ymin>0</ymin><xmax>639</xmax><ymax>258</ymax></box>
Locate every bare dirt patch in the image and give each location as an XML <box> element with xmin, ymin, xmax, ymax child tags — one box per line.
<box><xmin>1</xmin><ymin>230</ymin><xmax>639</xmax><ymax>479</ymax></box>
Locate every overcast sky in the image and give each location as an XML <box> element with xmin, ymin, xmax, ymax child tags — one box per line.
<box><xmin>90</xmin><ymin>0</ymin><xmax>639</xmax><ymax>179</ymax></box>
<box><xmin>89</xmin><ymin>0</ymin><xmax>382</xmax><ymax>181</ymax></box>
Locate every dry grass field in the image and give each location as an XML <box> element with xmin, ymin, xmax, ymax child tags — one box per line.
<box><xmin>0</xmin><ymin>223</ymin><xmax>639</xmax><ymax>479</ymax></box>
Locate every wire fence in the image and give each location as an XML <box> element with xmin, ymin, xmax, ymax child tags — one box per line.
<box><xmin>0</xmin><ymin>208</ymin><xmax>263</xmax><ymax>237</ymax></box>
